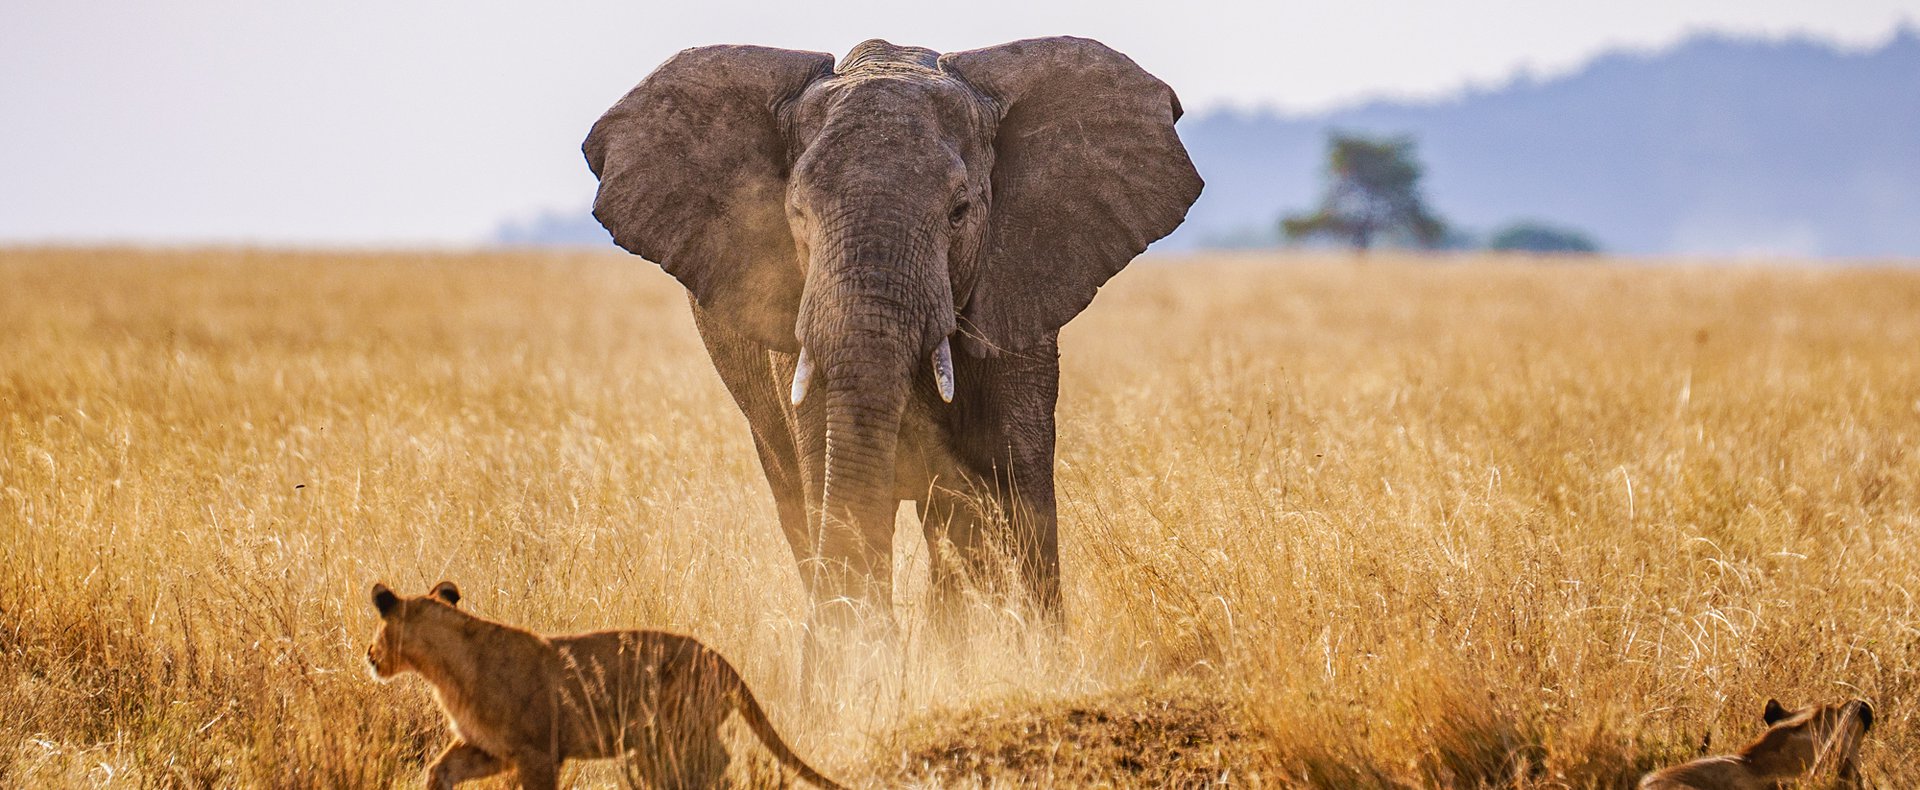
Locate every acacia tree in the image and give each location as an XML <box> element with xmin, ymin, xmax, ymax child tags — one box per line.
<box><xmin>1282</xmin><ymin>133</ymin><xmax>1446</xmax><ymax>250</ymax></box>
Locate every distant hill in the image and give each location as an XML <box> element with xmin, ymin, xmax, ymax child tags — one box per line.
<box><xmin>499</xmin><ymin>30</ymin><xmax>1920</xmax><ymax>258</ymax></box>
<box><xmin>1174</xmin><ymin>29</ymin><xmax>1920</xmax><ymax>256</ymax></box>
<box><xmin>494</xmin><ymin>208</ymin><xmax>609</xmax><ymax>247</ymax></box>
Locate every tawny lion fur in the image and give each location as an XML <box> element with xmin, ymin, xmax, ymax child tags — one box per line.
<box><xmin>1639</xmin><ymin>698</ymin><xmax>1873</xmax><ymax>790</ymax></box>
<box><xmin>367</xmin><ymin>581</ymin><xmax>844</xmax><ymax>790</ymax></box>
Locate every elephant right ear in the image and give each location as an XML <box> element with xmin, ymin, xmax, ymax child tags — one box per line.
<box><xmin>584</xmin><ymin>46</ymin><xmax>834</xmax><ymax>352</ymax></box>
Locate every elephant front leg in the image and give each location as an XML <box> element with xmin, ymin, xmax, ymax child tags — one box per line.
<box><xmin>998</xmin><ymin>350</ymin><xmax>1063</xmax><ymax>621</ymax></box>
<box><xmin>690</xmin><ymin>301</ymin><xmax>815</xmax><ymax>571</ymax></box>
<box><xmin>918</xmin><ymin>489</ymin><xmax>980</xmax><ymax>645</ymax></box>
<box><xmin>941</xmin><ymin>334</ymin><xmax>1064</xmax><ymax>625</ymax></box>
<box><xmin>1002</xmin><ymin>440</ymin><xmax>1061</xmax><ymax>620</ymax></box>
<box><xmin>920</xmin><ymin>465</ymin><xmax>1058</xmax><ymax>633</ymax></box>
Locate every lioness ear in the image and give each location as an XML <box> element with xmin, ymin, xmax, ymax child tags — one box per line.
<box><xmin>1856</xmin><ymin>700</ymin><xmax>1874</xmax><ymax>731</ymax></box>
<box><xmin>1763</xmin><ymin>698</ymin><xmax>1789</xmax><ymax>725</ymax></box>
<box><xmin>372</xmin><ymin>583</ymin><xmax>399</xmax><ymax>618</ymax></box>
<box><xmin>430</xmin><ymin>581</ymin><xmax>461</xmax><ymax>607</ymax></box>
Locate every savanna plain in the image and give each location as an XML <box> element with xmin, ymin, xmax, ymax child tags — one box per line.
<box><xmin>2</xmin><ymin>247</ymin><xmax>1917</xmax><ymax>788</ymax></box>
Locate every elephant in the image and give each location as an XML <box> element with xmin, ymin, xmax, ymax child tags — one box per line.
<box><xmin>583</xmin><ymin>37</ymin><xmax>1201</xmax><ymax>660</ymax></box>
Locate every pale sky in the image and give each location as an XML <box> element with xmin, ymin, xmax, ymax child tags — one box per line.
<box><xmin>3</xmin><ymin>1</ymin><xmax>1915</xmax><ymax>245</ymax></box>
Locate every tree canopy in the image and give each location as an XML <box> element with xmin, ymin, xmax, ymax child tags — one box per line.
<box><xmin>1282</xmin><ymin>133</ymin><xmax>1446</xmax><ymax>251</ymax></box>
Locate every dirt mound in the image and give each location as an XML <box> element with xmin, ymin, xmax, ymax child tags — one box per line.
<box><xmin>872</xmin><ymin>685</ymin><xmax>1262</xmax><ymax>788</ymax></box>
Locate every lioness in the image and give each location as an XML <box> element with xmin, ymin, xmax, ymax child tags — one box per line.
<box><xmin>1639</xmin><ymin>698</ymin><xmax>1873</xmax><ymax>789</ymax></box>
<box><xmin>367</xmin><ymin>581</ymin><xmax>844</xmax><ymax>789</ymax></box>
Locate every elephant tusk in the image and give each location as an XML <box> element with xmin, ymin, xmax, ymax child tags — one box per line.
<box><xmin>791</xmin><ymin>347</ymin><xmax>813</xmax><ymax>406</ymax></box>
<box><xmin>932</xmin><ymin>337</ymin><xmax>955</xmax><ymax>403</ymax></box>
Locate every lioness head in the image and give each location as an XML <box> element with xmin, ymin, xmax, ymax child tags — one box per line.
<box><xmin>366</xmin><ymin>581</ymin><xmax>462</xmax><ymax>679</ymax></box>
<box><xmin>1752</xmin><ymin>697</ymin><xmax>1874</xmax><ymax>775</ymax></box>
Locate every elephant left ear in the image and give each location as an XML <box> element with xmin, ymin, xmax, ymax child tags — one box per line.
<box><xmin>940</xmin><ymin>37</ymin><xmax>1203</xmax><ymax>356</ymax></box>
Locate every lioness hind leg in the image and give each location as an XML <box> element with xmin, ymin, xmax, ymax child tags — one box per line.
<box><xmin>426</xmin><ymin>742</ymin><xmax>505</xmax><ymax>790</ymax></box>
<box><xmin>662</xmin><ymin>728</ymin><xmax>730</xmax><ymax>789</ymax></box>
<box><xmin>511</xmin><ymin>751</ymin><xmax>560</xmax><ymax>790</ymax></box>
<box><xmin>621</xmin><ymin>727</ymin><xmax>730</xmax><ymax>790</ymax></box>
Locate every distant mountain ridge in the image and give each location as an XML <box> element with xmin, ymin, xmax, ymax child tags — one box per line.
<box><xmin>498</xmin><ymin>30</ymin><xmax>1920</xmax><ymax>257</ymax></box>
<box><xmin>1173</xmin><ymin>29</ymin><xmax>1920</xmax><ymax>256</ymax></box>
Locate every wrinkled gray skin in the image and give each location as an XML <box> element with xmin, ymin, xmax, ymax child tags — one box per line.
<box><xmin>584</xmin><ymin>37</ymin><xmax>1201</xmax><ymax>661</ymax></box>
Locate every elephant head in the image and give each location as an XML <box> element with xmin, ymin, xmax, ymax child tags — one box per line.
<box><xmin>584</xmin><ymin>37</ymin><xmax>1201</xmax><ymax>601</ymax></box>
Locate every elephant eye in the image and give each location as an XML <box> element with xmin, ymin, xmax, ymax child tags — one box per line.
<box><xmin>948</xmin><ymin>200</ymin><xmax>971</xmax><ymax>226</ymax></box>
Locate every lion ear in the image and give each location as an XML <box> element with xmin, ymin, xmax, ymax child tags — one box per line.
<box><xmin>372</xmin><ymin>583</ymin><xmax>399</xmax><ymax>618</ymax></box>
<box><xmin>1763</xmin><ymin>698</ymin><xmax>1790</xmax><ymax>725</ymax></box>
<box><xmin>429</xmin><ymin>581</ymin><xmax>461</xmax><ymax>607</ymax></box>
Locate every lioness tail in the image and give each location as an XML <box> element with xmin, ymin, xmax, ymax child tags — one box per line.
<box><xmin>730</xmin><ymin>677</ymin><xmax>846</xmax><ymax>790</ymax></box>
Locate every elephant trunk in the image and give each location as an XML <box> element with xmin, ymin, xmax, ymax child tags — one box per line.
<box><xmin>818</xmin><ymin>324</ymin><xmax>909</xmax><ymax>588</ymax></box>
<box><xmin>798</xmin><ymin>234</ymin><xmax>953</xmax><ymax>613</ymax></box>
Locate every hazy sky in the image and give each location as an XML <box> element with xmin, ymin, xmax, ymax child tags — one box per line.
<box><xmin>3</xmin><ymin>1</ymin><xmax>1915</xmax><ymax>245</ymax></box>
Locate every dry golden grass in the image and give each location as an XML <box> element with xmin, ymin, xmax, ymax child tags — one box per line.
<box><xmin>2</xmin><ymin>247</ymin><xmax>1917</xmax><ymax>788</ymax></box>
